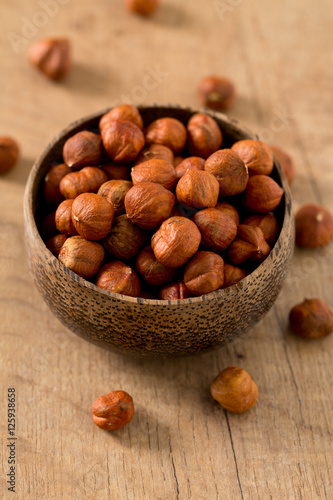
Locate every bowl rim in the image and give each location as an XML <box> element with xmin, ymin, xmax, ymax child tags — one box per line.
<box><xmin>24</xmin><ymin>104</ymin><xmax>294</xmax><ymax>307</ymax></box>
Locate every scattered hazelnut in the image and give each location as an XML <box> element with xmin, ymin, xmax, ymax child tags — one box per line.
<box><xmin>152</xmin><ymin>216</ymin><xmax>201</xmax><ymax>268</ymax></box>
<box><xmin>91</xmin><ymin>390</ymin><xmax>135</xmax><ymax>431</ymax></box>
<box><xmin>295</xmin><ymin>204</ymin><xmax>333</xmax><ymax>248</ymax></box>
<box><xmin>96</xmin><ymin>261</ymin><xmax>141</xmax><ymax>297</ymax></box>
<box><xmin>231</xmin><ymin>139</ymin><xmax>274</xmax><ymax>176</ymax></box>
<box><xmin>228</xmin><ymin>225</ymin><xmax>271</xmax><ymax>265</ymax></box>
<box><xmin>101</xmin><ymin>163</ymin><xmax>131</xmax><ymax>181</ymax></box>
<box><xmin>59</xmin><ymin>166</ymin><xmax>108</xmax><ymax>199</ymax></box>
<box><xmin>198</xmin><ymin>76</ymin><xmax>236</xmax><ymax>111</ymax></box>
<box><xmin>0</xmin><ymin>137</ymin><xmax>20</xmax><ymax>174</ymax></box>
<box><xmin>134</xmin><ymin>144</ymin><xmax>174</xmax><ymax>166</ymax></box>
<box><xmin>242</xmin><ymin>213</ymin><xmax>279</xmax><ymax>246</ymax></box>
<box><xmin>223</xmin><ymin>263</ymin><xmax>248</xmax><ymax>288</ymax></box>
<box><xmin>269</xmin><ymin>144</ymin><xmax>295</xmax><ymax>185</ymax></box>
<box><xmin>176</xmin><ymin>169</ymin><xmax>220</xmax><ymax>209</ymax></box>
<box><xmin>215</xmin><ymin>202</ymin><xmax>240</xmax><ymax>226</ymax></box>
<box><xmin>135</xmin><ymin>246</ymin><xmax>177</xmax><ymax>286</ymax></box>
<box><xmin>175</xmin><ymin>156</ymin><xmax>205</xmax><ymax>179</ymax></box>
<box><xmin>289</xmin><ymin>298</ymin><xmax>333</xmax><ymax>339</ymax></box>
<box><xmin>131</xmin><ymin>159</ymin><xmax>178</xmax><ymax>191</ymax></box>
<box><xmin>124</xmin><ymin>0</ymin><xmax>158</xmax><ymax>16</ymax></box>
<box><xmin>55</xmin><ymin>199</ymin><xmax>77</xmax><ymax>236</ymax></box>
<box><xmin>97</xmin><ymin>180</ymin><xmax>133</xmax><ymax>217</ymax></box>
<box><xmin>125</xmin><ymin>182</ymin><xmax>175</xmax><ymax>230</ymax></box>
<box><xmin>187</xmin><ymin>113</ymin><xmax>223</xmax><ymax>159</ymax></box>
<box><xmin>63</xmin><ymin>131</ymin><xmax>102</xmax><ymax>170</ymax></box>
<box><xmin>205</xmin><ymin>149</ymin><xmax>249</xmax><ymax>197</ymax></box>
<box><xmin>71</xmin><ymin>193</ymin><xmax>114</xmax><ymax>241</ymax></box>
<box><xmin>210</xmin><ymin>366</ymin><xmax>258</xmax><ymax>414</ymax></box>
<box><xmin>58</xmin><ymin>236</ymin><xmax>105</xmax><ymax>279</ymax></box>
<box><xmin>28</xmin><ymin>38</ymin><xmax>71</xmax><ymax>81</ymax></box>
<box><xmin>46</xmin><ymin>234</ymin><xmax>67</xmax><ymax>257</ymax></box>
<box><xmin>101</xmin><ymin>120</ymin><xmax>145</xmax><ymax>164</ymax></box>
<box><xmin>242</xmin><ymin>175</ymin><xmax>284</xmax><ymax>214</ymax></box>
<box><xmin>99</xmin><ymin>104</ymin><xmax>143</xmax><ymax>131</ymax></box>
<box><xmin>103</xmin><ymin>214</ymin><xmax>147</xmax><ymax>260</ymax></box>
<box><xmin>192</xmin><ymin>209</ymin><xmax>237</xmax><ymax>252</ymax></box>
<box><xmin>184</xmin><ymin>251</ymin><xmax>224</xmax><ymax>296</ymax></box>
<box><xmin>145</xmin><ymin>117</ymin><xmax>187</xmax><ymax>154</ymax></box>
<box><xmin>158</xmin><ymin>281</ymin><xmax>192</xmax><ymax>300</ymax></box>
<box><xmin>44</xmin><ymin>163</ymin><xmax>71</xmax><ymax>205</ymax></box>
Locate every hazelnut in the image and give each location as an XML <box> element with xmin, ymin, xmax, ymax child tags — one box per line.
<box><xmin>55</xmin><ymin>199</ymin><xmax>77</xmax><ymax>236</ymax></box>
<box><xmin>96</xmin><ymin>261</ymin><xmax>141</xmax><ymax>297</ymax></box>
<box><xmin>289</xmin><ymin>298</ymin><xmax>333</xmax><ymax>339</ymax></box>
<box><xmin>134</xmin><ymin>144</ymin><xmax>174</xmax><ymax>166</ymax></box>
<box><xmin>173</xmin><ymin>155</ymin><xmax>184</xmax><ymax>167</ymax></box>
<box><xmin>71</xmin><ymin>193</ymin><xmax>114</xmax><ymax>241</ymax></box>
<box><xmin>131</xmin><ymin>159</ymin><xmax>178</xmax><ymax>191</ymax></box>
<box><xmin>295</xmin><ymin>204</ymin><xmax>333</xmax><ymax>248</ymax></box>
<box><xmin>269</xmin><ymin>144</ymin><xmax>295</xmax><ymax>185</ymax></box>
<box><xmin>99</xmin><ymin>104</ymin><xmax>143</xmax><ymax>131</ymax></box>
<box><xmin>0</xmin><ymin>137</ymin><xmax>20</xmax><ymax>174</ymax></box>
<box><xmin>58</xmin><ymin>236</ymin><xmax>105</xmax><ymax>279</ymax></box>
<box><xmin>228</xmin><ymin>225</ymin><xmax>271</xmax><ymax>265</ymax></box>
<box><xmin>242</xmin><ymin>213</ymin><xmax>279</xmax><ymax>246</ymax></box>
<box><xmin>205</xmin><ymin>149</ymin><xmax>249</xmax><ymax>197</ymax></box>
<box><xmin>46</xmin><ymin>234</ymin><xmax>67</xmax><ymax>257</ymax></box>
<box><xmin>231</xmin><ymin>139</ymin><xmax>274</xmax><ymax>176</ymax></box>
<box><xmin>215</xmin><ymin>202</ymin><xmax>240</xmax><ymax>226</ymax></box>
<box><xmin>242</xmin><ymin>175</ymin><xmax>284</xmax><ymax>214</ymax></box>
<box><xmin>59</xmin><ymin>166</ymin><xmax>108</xmax><ymax>199</ymax></box>
<box><xmin>63</xmin><ymin>131</ymin><xmax>102</xmax><ymax>170</ymax></box>
<box><xmin>198</xmin><ymin>76</ymin><xmax>236</xmax><ymax>111</ymax></box>
<box><xmin>187</xmin><ymin>113</ymin><xmax>223</xmax><ymax>159</ymax></box>
<box><xmin>101</xmin><ymin>120</ymin><xmax>145</xmax><ymax>164</ymax></box>
<box><xmin>145</xmin><ymin>117</ymin><xmax>187</xmax><ymax>154</ymax></box>
<box><xmin>41</xmin><ymin>211</ymin><xmax>57</xmax><ymax>240</ymax></box>
<box><xmin>176</xmin><ymin>169</ymin><xmax>220</xmax><ymax>209</ymax></box>
<box><xmin>223</xmin><ymin>263</ymin><xmax>248</xmax><ymax>288</ymax></box>
<box><xmin>101</xmin><ymin>163</ymin><xmax>131</xmax><ymax>181</ymax></box>
<box><xmin>124</xmin><ymin>0</ymin><xmax>158</xmax><ymax>16</ymax></box>
<box><xmin>28</xmin><ymin>38</ymin><xmax>71</xmax><ymax>81</ymax></box>
<box><xmin>97</xmin><ymin>180</ymin><xmax>133</xmax><ymax>217</ymax></box>
<box><xmin>158</xmin><ymin>281</ymin><xmax>192</xmax><ymax>300</ymax></box>
<box><xmin>44</xmin><ymin>163</ymin><xmax>71</xmax><ymax>205</ymax></box>
<box><xmin>175</xmin><ymin>156</ymin><xmax>205</xmax><ymax>179</ymax></box>
<box><xmin>135</xmin><ymin>246</ymin><xmax>177</xmax><ymax>286</ymax></box>
<box><xmin>210</xmin><ymin>367</ymin><xmax>258</xmax><ymax>414</ymax></box>
<box><xmin>192</xmin><ymin>209</ymin><xmax>237</xmax><ymax>252</ymax></box>
<box><xmin>184</xmin><ymin>251</ymin><xmax>224</xmax><ymax>296</ymax></box>
<box><xmin>125</xmin><ymin>182</ymin><xmax>175</xmax><ymax>230</ymax></box>
<box><xmin>91</xmin><ymin>390</ymin><xmax>134</xmax><ymax>431</ymax></box>
<box><xmin>103</xmin><ymin>214</ymin><xmax>147</xmax><ymax>260</ymax></box>
<box><xmin>151</xmin><ymin>216</ymin><xmax>201</xmax><ymax>268</ymax></box>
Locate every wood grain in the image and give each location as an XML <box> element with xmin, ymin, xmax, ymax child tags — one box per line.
<box><xmin>1</xmin><ymin>0</ymin><xmax>333</xmax><ymax>499</ymax></box>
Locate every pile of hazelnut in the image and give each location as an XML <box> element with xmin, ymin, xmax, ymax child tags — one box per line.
<box><xmin>41</xmin><ymin>104</ymin><xmax>285</xmax><ymax>300</ymax></box>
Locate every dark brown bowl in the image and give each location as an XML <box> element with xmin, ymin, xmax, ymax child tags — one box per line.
<box><xmin>23</xmin><ymin>105</ymin><xmax>295</xmax><ymax>358</ymax></box>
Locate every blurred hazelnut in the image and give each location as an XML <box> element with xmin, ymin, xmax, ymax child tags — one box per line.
<box><xmin>46</xmin><ymin>234</ymin><xmax>67</xmax><ymax>257</ymax></box>
<box><xmin>44</xmin><ymin>163</ymin><xmax>71</xmax><ymax>205</ymax></box>
<box><xmin>131</xmin><ymin>159</ymin><xmax>178</xmax><ymax>191</ymax></box>
<box><xmin>192</xmin><ymin>208</ymin><xmax>237</xmax><ymax>252</ymax></box>
<box><xmin>173</xmin><ymin>155</ymin><xmax>184</xmax><ymax>167</ymax></box>
<box><xmin>184</xmin><ymin>251</ymin><xmax>224</xmax><ymax>296</ymax></box>
<box><xmin>103</xmin><ymin>214</ymin><xmax>147</xmax><ymax>260</ymax></box>
<box><xmin>135</xmin><ymin>246</ymin><xmax>177</xmax><ymax>286</ymax></box>
<box><xmin>145</xmin><ymin>117</ymin><xmax>187</xmax><ymax>154</ymax></box>
<box><xmin>187</xmin><ymin>113</ymin><xmax>223</xmax><ymax>159</ymax></box>
<box><xmin>205</xmin><ymin>149</ymin><xmax>249</xmax><ymax>197</ymax></box>
<box><xmin>176</xmin><ymin>169</ymin><xmax>219</xmax><ymax>209</ymax></box>
<box><xmin>231</xmin><ymin>139</ymin><xmax>273</xmax><ymax>176</ymax></box>
<box><xmin>289</xmin><ymin>298</ymin><xmax>333</xmax><ymax>339</ymax></box>
<box><xmin>28</xmin><ymin>38</ymin><xmax>71</xmax><ymax>81</ymax></box>
<box><xmin>0</xmin><ymin>137</ymin><xmax>20</xmax><ymax>174</ymax></box>
<box><xmin>98</xmin><ymin>180</ymin><xmax>133</xmax><ymax>217</ymax></box>
<box><xmin>96</xmin><ymin>261</ymin><xmax>141</xmax><ymax>297</ymax></box>
<box><xmin>55</xmin><ymin>199</ymin><xmax>77</xmax><ymax>236</ymax></box>
<box><xmin>125</xmin><ymin>182</ymin><xmax>175</xmax><ymax>230</ymax></box>
<box><xmin>124</xmin><ymin>0</ymin><xmax>158</xmax><ymax>16</ymax></box>
<box><xmin>295</xmin><ymin>204</ymin><xmax>333</xmax><ymax>248</ymax></box>
<box><xmin>269</xmin><ymin>144</ymin><xmax>295</xmax><ymax>185</ymax></box>
<box><xmin>58</xmin><ymin>236</ymin><xmax>105</xmax><ymax>279</ymax></box>
<box><xmin>99</xmin><ymin>104</ymin><xmax>143</xmax><ymax>131</ymax></box>
<box><xmin>210</xmin><ymin>367</ymin><xmax>258</xmax><ymax>414</ymax></box>
<box><xmin>223</xmin><ymin>263</ymin><xmax>248</xmax><ymax>288</ymax></box>
<box><xmin>175</xmin><ymin>156</ymin><xmax>205</xmax><ymax>179</ymax></box>
<box><xmin>134</xmin><ymin>144</ymin><xmax>174</xmax><ymax>166</ymax></box>
<box><xmin>59</xmin><ymin>167</ymin><xmax>108</xmax><ymax>199</ymax></box>
<box><xmin>198</xmin><ymin>76</ymin><xmax>236</xmax><ymax>111</ymax></box>
<box><xmin>101</xmin><ymin>120</ymin><xmax>145</xmax><ymax>164</ymax></box>
<box><xmin>63</xmin><ymin>131</ymin><xmax>102</xmax><ymax>170</ymax></box>
<box><xmin>158</xmin><ymin>281</ymin><xmax>192</xmax><ymax>300</ymax></box>
<box><xmin>71</xmin><ymin>193</ymin><xmax>114</xmax><ymax>241</ymax></box>
<box><xmin>228</xmin><ymin>225</ymin><xmax>271</xmax><ymax>265</ymax></box>
<box><xmin>101</xmin><ymin>163</ymin><xmax>131</xmax><ymax>181</ymax></box>
<box><xmin>242</xmin><ymin>213</ymin><xmax>279</xmax><ymax>246</ymax></box>
<box><xmin>242</xmin><ymin>175</ymin><xmax>284</xmax><ymax>214</ymax></box>
<box><xmin>215</xmin><ymin>202</ymin><xmax>240</xmax><ymax>225</ymax></box>
<box><xmin>151</xmin><ymin>216</ymin><xmax>201</xmax><ymax>268</ymax></box>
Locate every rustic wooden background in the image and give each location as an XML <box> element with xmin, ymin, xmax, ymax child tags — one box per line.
<box><xmin>1</xmin><ymin>0</ymin><xmax>333</xmax><ymax>498</ymax></box>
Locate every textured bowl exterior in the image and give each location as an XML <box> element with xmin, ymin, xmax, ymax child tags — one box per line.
<box><xmin>23</xmin><ymin>106</ymin><xmax>295</xmax><ymax>357</ymax></box>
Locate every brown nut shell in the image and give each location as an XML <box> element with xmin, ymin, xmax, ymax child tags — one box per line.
<box><xmin>242</xmin><ymin>213</ymin><xmax>279</xmax><ymax>246</ymax></box>
<box><xmin>205</xmin><ymin>149</ymin><xmax>249</xmax><ymax>197</ymax></box>
<box><xmin>187</xmin><ymin>113</ymin><xmax>223</xmax><ymax>159</ymax></box>
<box><xmin>210</xmin><ymin>367</ymin><xmax>258</xmax><ymax>414</ymax></box>
<box><xmin>96</xmin><ymin>261</ymin><xmax>141</xmax><ymax>297</ymax></box>
<box><xmin>269</xmin><ymin>144</ymin><xmax>295</xmax><ymax>185</ymax></box>
<box><xmin>223</xmin><ymin>263</ymin><xmax>248</xmax><ymax>288</ymax></box>
<box><xmin>242</xmin><ymin>175</ymin><xmax>284</xmax><ymax>214</ymax></box>
<box><xmin>99</xmin><ymin>104</ymin><xmax>143</xmax><ymax>131</ymax></box>
<box><xmin>175</xmin><ymin>156</ymin><xmax>205</xmax><ymax>179</ymax></box>
<box><xmin>289</xmin><ymin>298</ymin><xmax>333</xmax><ymax>339</ymax></box>
<box><xmin>192</xmin><ymin>209</ymin><xmax>237</xmax><ymax>252</ymax></box>
<box><xmin>58</xmin><ymin>236</ymin><xmax>105</xmax><ymax>279</ymax></box>
<box><xmin>231</xmin><ymin>139</ymin><xmax>273</xmax><ymax>176</ymax></box>
<box><xmin>134</xmin><ymin>144</ymin><xmax>174</xmax><ymax>166</ymax></box>
<box><xmin>215</xmin><ymin>202</ymin><xmax>240</xmax><ymax>226</ymax></box>
<box><xmin>44</xmin><ymin>163</ymin><xmax>71</xmax><ymax>205</ymax></box>
<box><xmin>295</xmin><ymin>204</ymin><xmax>333</xmax><ymax>248</ymax></box>
<box><xmin>71</xmin><ymin>193</ymin><xmax>114</xmax><ymax>241</ymax></box>
<box><xmin>228</xmin><ymin>225</ymin><xmax>271</xmax><ymax>265</ymax></box>
<box><xmin>145</xmin><ymin>117</ymin><xmax>187</xmax><ymax>154</ymax></box>
<box><xmin>59</xmin><ymin>167</ymin><xmax>108</xmax><ymax>199</ymax></box>
<box><xmin>176</xmin><ymin>169</ymin><xmax>220</xmax><ymax>209</ymax></box>
<box><xmin>28</xmin><ymin>38</ymin><xmax>71</xmax><ymax>80</ymax></box>
<box><xmin>131</xmin><ymin>159</ymin><xmax>178</xmax><ymax>191</ymax></box>
<box><xmin>55</xmin><ymin>199</ymin><xmax>77</xmax><ymax>236</ymax></box>
<box><xmin>97</xmin><ymin>180</ymin><xmax>133</xmax><ymax>217</ymax></box>
<box><xmin>91</xmin><ymin>390</ymin><xmax>135</xmax><ymax>430</ymax></box>
<box><xmin>101</xmin><ymin>120</ymin><xmax>145</xmax><ymax>164</ymax></box>
<box><xmin>103</xmin><ymin>215</ymin><xmax>147</xmax><ymax>260</ymax></box>
<box><xmin>151</xmin><ymin>216</ymin><xmax>201</xmax><ymax>268</ymax></box>
<box><xmin>184</xmin><ymin>251</ymin><xmax>224</xmax><ymax>296</ymax></box>
<box><xmin>135</xmin><ymin>246</ymin><xmax>177</xmax><ymax>286</ymax></box>
<box><xmin>0</xmin><ymin>137</ymin><xmax>20</xmax><ymax>174</ymax></box>
<box><xmin>198</xmin><ymin>76</ymin><xmax>236</xmax><ymax>111</ymax></box>
<box><xmin>158</xmin><ymin>281</ymin><xmax>192</xmax><ymax>300</ymax></box>
<box><xmin>46</xmin><ymin>234</ymin><xmax>67</xmax><ymax>257</ymax></box>
<box><xmin>125</xmin><ymin>0</ymin><xmax>158</xmax><ymax>16</ymax></box>
<box><xmin>63</xmin><ymin>131</ymin><xmax>102</xmax><ymax>170</ymax></box>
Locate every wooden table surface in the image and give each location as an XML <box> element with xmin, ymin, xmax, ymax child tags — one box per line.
<box><xmin>1</xmin><ymin>1</ymin><xmax>333</xmax><ymax>498</ymax></box>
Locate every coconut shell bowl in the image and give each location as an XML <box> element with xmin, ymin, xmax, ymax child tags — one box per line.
<box><xmin>23</xmin><ymin>105</ymin><xmax>294</xmax><ymax>358</ymax></box>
